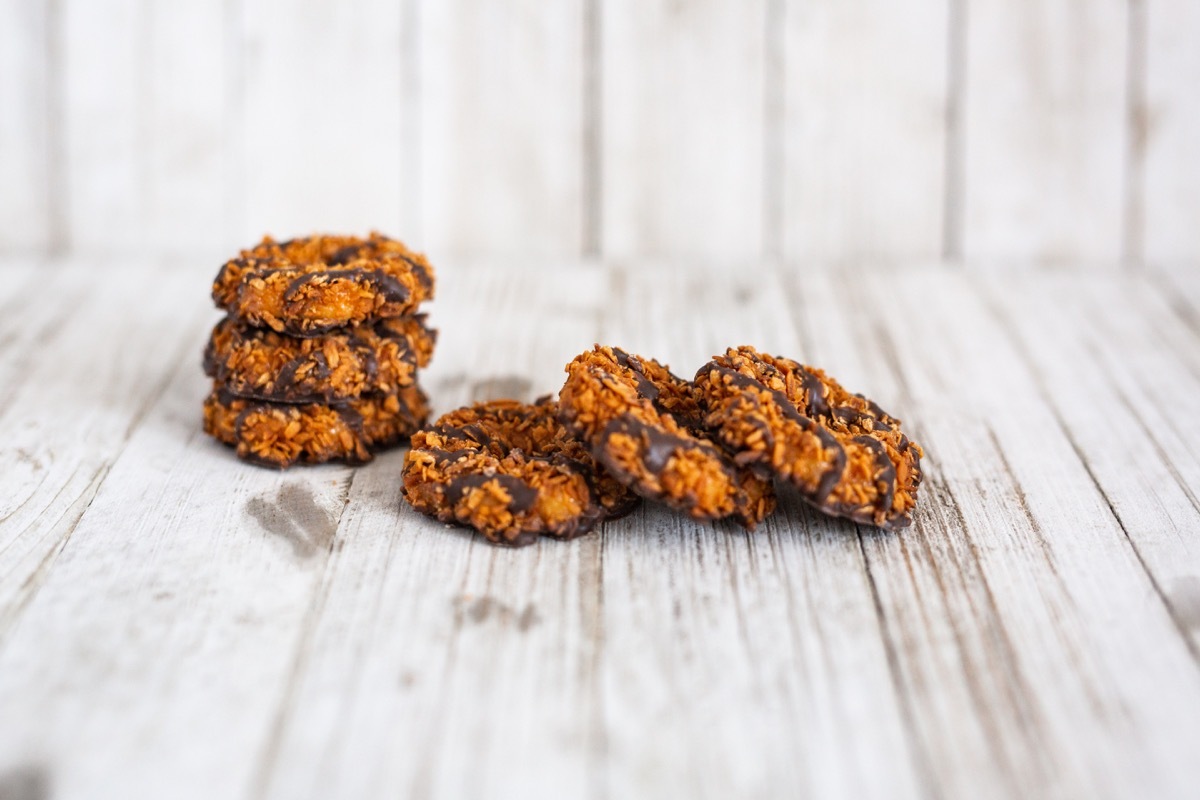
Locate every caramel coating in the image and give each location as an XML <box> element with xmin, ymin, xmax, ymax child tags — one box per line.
<box><xmin>694</xmin><ymin>346</ymin><xmax>923</xmax><ymax>529</ymax></box>
<box><xmin>212</xmin><ymin>233</ymin><xmax>435</xmax><ymax>336</ymax></box>
<box><xmin>203</xmin><ymin>384</ymin><xmax>429</xmax><ymax>469</ymax></box>
<box><xmin>204</xmin><ymin>314</ymin><xmax>436</xmax><ymax>403</ymax></box>
<box><xmin>558</xmin><ymin>346</ymin><xmax>776</xmax><ymax>528</ymax></box>
<box><xmin>402</xmin><ymin>398</ymin><xmax>640</xmax><ymax>546</ymax></box>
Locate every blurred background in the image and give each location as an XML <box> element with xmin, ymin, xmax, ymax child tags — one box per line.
<box><xmin>0</xmin><ymin>0</ymin><xmax>1196</xmax><ymax>267</ymax></box>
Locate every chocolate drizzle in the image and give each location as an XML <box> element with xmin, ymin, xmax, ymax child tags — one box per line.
<box><xmin>445</xmin><ymin>473</ymin><xmax>539</xmax><ymax>515</ymax></box>
<box><xmin>403</xmin><ymin>399</ymin><xmax>639</xmax><ymax>544</ymax></box>
<box><xmin>595</xmin><ymin>415</ymin><xmax>758</xmax><ymax>523</ymax></box>
<box><xmin>206</xmin><ymin>315</ymin><xmax>432</xmax><ymax>403</ymax></box>
<box><xmin>695</xmin><ymin>350</ymin><xmax>920</xmax><ymax>528</ymax></box>
<box><xmin>610</xmin><ymin>347</ymin><xmax>661</xmax><ymax>404</ymax></box>
<box><xmin>854</xmin><ymin>435</ymin><xmax>897</xmax><ymax>520</ymax></box>
<box><xmin>213</xmin><ymin>234</ymin><xmax>435</xmax><ymax>335</ymax></box>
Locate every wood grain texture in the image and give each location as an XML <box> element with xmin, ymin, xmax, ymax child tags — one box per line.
<box><xmin>240</xmin><ymin>0</ymin><xmax>408</xmax><ymax>244</ymax></box>
<box><xmin>986</xmin><ymin>271</ymin><xmax>1200</xmax><ymax>657</ymax></box>
<box><xmin>961</xmin><ymin>0</ymin><xmax>1129</xmax><ymax>263</ymax></box>
<box><xmin>781</xmin><ymin>0</ymin><xmax>949</xmax><ymax>260</ymax></box>
<box><xmin>0</xmin><ymin>263</ymin><xmax>214</xmax><ymax>641</ymax></box>
<box><xmin>1142</xmin><ymin>1</ymin><xmax>1200</xmax><ymax>262</ymax></box>
<box><xmin>418</xmin><ymin>0</ymin><xmax>586</xmax><ymax>258</ymax></box>
<box><xmin>601</xmin><ymin>0</ymin><xmax>766</xmax><ymax>259</ymax></box>
<box><xmin>2</xmin><ymin>259</ymin><xmax>1200</xmax><ymax>799</ymax></box>
<box><xmin>818</xmin><ymin>268</ymin><xmax>1200</xmax><ymax>797</ymax></box>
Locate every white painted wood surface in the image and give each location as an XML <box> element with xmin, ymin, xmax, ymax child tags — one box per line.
<box><xmin>2</xmin><ymin>257</ymin><xmax>1200</xmax><ymax>799</ymax></box>
<box><xmin>3</xmin><ymin>2</ymin><xmax>1200</xmax><ymax>263</ymax></box>
<box><xmin>419</xmin><ymin>0</ymin><xmax>586</xmax><ymax>257</ymax></box>
<box><xmin>1143</xmin><ymin>0</ymin><xmax>1200</xmax><ymax>264</ymax></box>
<box><xmin>59</xmin><ymin>0</ymin><xmax>143</xmax><ymax>253</ymax></box>
<box><xmin>0</xmin><ymin>0</ymin><xmax>54</xmax><ymax>252</ymax></box>
<box><xmin>240</xmin><ymin>0</ymin><xmax>408</xmax><ymax>245</ymax></box>
<box><xmin>600</xmin><ymin>0</ymin><xmax>765</xmax><ymax>259</ymax></box>
<box><xmin>961</xmin><ymin>0</ymin><xmax>1128</xmax><ymax>264</ymax></box>
<box><xmin>782</xmin><ymin>0</ymin><xmax>948</xmax><ymax>260</ymax></box>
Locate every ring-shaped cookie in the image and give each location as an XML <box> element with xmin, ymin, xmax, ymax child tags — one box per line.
<box><xmin>693</xmin><ymin>346</ymin><xmax>923</xmax><ymax>529</ymax></box>
<box><xmin>212</xmin><ymin>233</ymin><xmax>435</xmax><ymax>336</ymax></box>
<box><xmin>203</xmin><ymin>384</ymin><xmax>429</xmax><ymax>469</ymax></box>
<box><xmin>204</xmin><ymin>314</ymin><xmax>436</xmax><ymax>403</ymax></box>
<box><xmin>402</xmin><ymin>398</ymin><xmax>640</xmax><ymax>546</ymax></box>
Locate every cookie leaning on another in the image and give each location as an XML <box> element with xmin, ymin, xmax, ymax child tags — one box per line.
<box><xmin>557</xmin><ymin>345</ymin><xmax>776</xmax><ymax>529</ymax></box>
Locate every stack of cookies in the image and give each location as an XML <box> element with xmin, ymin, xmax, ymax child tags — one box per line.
<box><xmin>202</xmin><ymin>233</ymin><xmax>436</xmax><ymax>468</ymax></box>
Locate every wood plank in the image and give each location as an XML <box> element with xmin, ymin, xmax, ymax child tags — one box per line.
<box><xmin>982</xmin><ymin>271</ymin><xmax>1200</xmax><ymax>659</ymax></box>
<box><xmin>0</xmin><ymin>263</ymin><xmax>215</xmax><ymax>636</ymax></box>
<box><xmin>0</xmin><ymin>0</ymin><xmax>54</xmax><ymax>252</ymax></box>
<box><xmin>1153</xmin><ymin>264</ymin><xmax>1200</xmax><ymax>343</ymax></box>
<box><xmin>781</xmin><ymin>0</ymin><xmax>949</xmax><ymax>260</ymax></box>
<box><xmin>601</xmin><ymin>0</ymin><xmax>766</xmax><ymax>259</ymax></box>
<box><xmin>0</xmin><ymin>262</ymin><xmax>70</xmax><ymax>399</ymax></box>
<box><xmin>240</xmin><ymin>0</ymin><xmax>407</xmax><ymax>243</ymax></box>
<box><xmin>961</xmin><ymin>0</ymin><xmax>1128</xmax><ymax>263</ymax></box>
<box><xmin>0</xmin><ymin>368</ymin><xmax>360</xmax><ymax>799</ymax></box>
<box><xmin>418</xmin><ymin>0</ymin><xmax>585</xmax><ymax>258</ymax></box>
<box><xmin>798</xmin><ymin>268</ymin><xmax>1200</xmax><ymax>796</ymax></box>
<box><xmin>1076</xmin><ymin>274</ymin><xmax>1200</xmax><ymax>505</ymax></box>
<box><xmin>1143</xmin><ymin>1</ymin><xmax>1200</xmax><ymax>262</ymax></box>
<box><xmin>0</xmin><ymin>260</ymin><xmax>362</xmax><ymax>798</ymax></box>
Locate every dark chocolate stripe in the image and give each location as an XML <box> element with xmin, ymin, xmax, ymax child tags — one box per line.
<box><xmin>599</xmin><ymin>415</ymin><xmax>733</xmax><ymax>479</ymax></box>
<box><xmin>445</xmin><ymin>473</ymin><xmax>539</xmax><ymax>515</ymax></box>
<box><xmin>701</xmin><ymin>363</ymin><xmax>846</xmax><ymax>501</ymax></box>
<box><xmin>795</xmin><ymin>365</ymin><xmax>830</xmax><ymax>418</ymax></box>
<box><xmin>853</xmin><ymin>434</ymin><xmax>897</xmax><ymax>517</ymax></box>
<box><xmin>404</xmin><ymin>256</ymin><xmax>433</xmax><ymax>293</ymax></box>
<box><xmin>609</xmin><ymin>347</ymin><xmax>661</xmax><ymax>403</ymax></box>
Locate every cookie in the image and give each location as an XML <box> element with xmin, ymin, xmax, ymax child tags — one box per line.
<box><xmin>212</xmin><ymin>233</ymin><xmax>435</xmax><ymax>336</ymax></box>
<box><xmin>693</xmin><ymin>346</ymin><xmax>923</xmax><ymax>529</ymax></box>
<box><xmin>204</xmin><ymin>314</ymin><xmax>436</xmax><ymax>403</ymax></box>
<box><xmin>402</xmin><ymin>398</ymin><xmax>640</xmax><ymax>546</ymax></box>
<box><xmin>558</xmin><ymin>346</ymin><xmax>776</xmax><ymax>528</ymax></box>
<box><xmin>203</xmin><ymin>384</ymin><xmax>429</xmax><ymax>468</ymax></box>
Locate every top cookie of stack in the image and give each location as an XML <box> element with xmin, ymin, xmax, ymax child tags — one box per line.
<box><xmin>202</xmin><ymin>233</ymin><xmax>437</xmax><ymax>468</ymax></box>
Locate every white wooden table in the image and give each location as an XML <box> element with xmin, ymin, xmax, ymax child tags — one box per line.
<box><xmin>1</xmin><ymin>259</ymin><xmax>1199</xmax><ymax>800</ymax></box>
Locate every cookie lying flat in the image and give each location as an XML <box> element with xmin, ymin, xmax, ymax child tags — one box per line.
<box><xmin>558</xmin><ymin>346</ymin><xmax>775</xmax><ymax>529</ymax></box>
<box><xmin>402</xmin><ymin>398</ymin><xmax>640</xmax><ymax>546</ymax></box>
<box><xmin>213</xmin><ymin>233</ymin><xmax>435</xmax><ymax>336</ymax></box>
<box><xmin>203</xmin><ymin>384</ymin><xmax>429</xmax><ymax>468</ymax></box>
<box><xmin>204</xmin><ymin>314</ymin><xmax>436</xmax><ymax>403</ymax></box>
<box><xmin>694</xmin><ymin>346</ymin><xmax>923</xmax><ymax>529</ymax></box>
